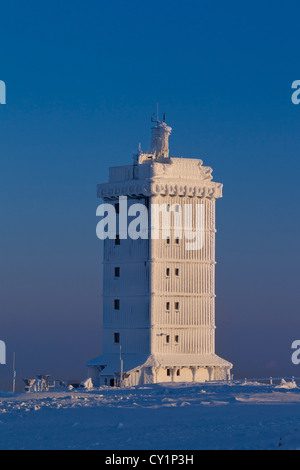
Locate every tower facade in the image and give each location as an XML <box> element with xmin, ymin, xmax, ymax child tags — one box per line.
<box><xmin>87</xmin><ymin>119</ymin><xmax>232</xmax><ymax>386</ymax></box>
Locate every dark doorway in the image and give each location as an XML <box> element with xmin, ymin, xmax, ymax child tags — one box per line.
<box><xmin>110</xmin><ymin>378</ymin><xmax>114</xmax><ymax>387</ymax></box>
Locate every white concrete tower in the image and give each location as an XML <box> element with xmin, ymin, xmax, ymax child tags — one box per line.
<box><xmin>87</xmin><ymin>118</ymin><xmax>232</xmax><ymax>386</ymax></box>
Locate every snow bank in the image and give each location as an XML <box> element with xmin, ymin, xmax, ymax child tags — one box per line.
<box><xmin>0</xmin><ymin>382</ymin><xmax>300</xmax><ymax>449</ymax></box>
<box><xmin>79</xmin><ymin>378</ymin><xmax>93</xmax><ymax>390</ymax></box>
<box><xmin>275</xmin><ymin>379</ymin><xmax>298</xmax><ymax>390</ymax></box>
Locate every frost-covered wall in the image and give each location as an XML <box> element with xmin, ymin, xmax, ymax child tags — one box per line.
<box><xmin>101</xmin><ymin>197</ymin><xmax>150</xmax><ymax>357</ymax></box>
<box><xmin>150</xmin><ymin>195</ymin><xmax>216</xmax><ymax>356</ymax></box>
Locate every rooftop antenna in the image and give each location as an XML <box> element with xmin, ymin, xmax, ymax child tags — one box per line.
<box><xmin>151</xmin><ymin>105</ymin><xmax>161</xmax><ymax>124</ymax></box>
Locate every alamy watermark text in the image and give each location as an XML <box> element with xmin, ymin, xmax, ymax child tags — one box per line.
<box><xmin>96</xmin><ymin>196</ymin><xmax>205</xmax><ymax>251</ymax></box>
<box><xmin>0</xmin><ymin>81</ymin><xmax>6</xmax><ymax>105</ymax></box>
<box><xmin>0</xmin><ymin>341</ymin><xmax>6</xmax><ymax>365</ymax></box>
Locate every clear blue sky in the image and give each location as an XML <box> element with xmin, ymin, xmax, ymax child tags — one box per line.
<box><xmin>1</xmin><ymin>0</ymin><xmax>300</xmax><ymax>389</ymax></box>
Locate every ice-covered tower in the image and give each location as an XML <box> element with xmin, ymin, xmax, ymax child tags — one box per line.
<box><xmin>87</xmin><ymin>118</ymin><xmax>232</xmax><ymax>386</ymax></box>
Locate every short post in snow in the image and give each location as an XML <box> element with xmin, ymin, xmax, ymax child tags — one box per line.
<box><xmin>120</xmin><ymin>345</ymin><xmax>123</xmax><ymax>388</ymax></box>
<box><xmin>12</xmin><ymin>352</ymin><xmax>16</xmax><ymax>393</ymax></box>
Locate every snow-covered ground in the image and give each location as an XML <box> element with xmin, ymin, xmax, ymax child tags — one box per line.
<box><xmin>0</xmin><ymin>382</ymin><xmax>300</xmax><ymax>450</ymax></box>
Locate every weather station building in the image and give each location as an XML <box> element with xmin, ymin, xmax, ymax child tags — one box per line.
<box><xmin>87</xmin><ymin>117</ymin><xmax>232</xmax><ymax>386</ymax></box>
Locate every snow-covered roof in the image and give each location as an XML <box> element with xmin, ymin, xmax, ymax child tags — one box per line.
<box><xmin>86</xmin><ymin>353</ymin><xmax>232</xmax><ymax>375</ymax></box>
<box><xmin>86</xmin><ymin>354</ymin><xmax>149</xmax><ymax>376</ymax></box>
<box><xmin>143</xmin><ymin>354</ymin><xmax>232</xmax><ymax>369</ymax></box>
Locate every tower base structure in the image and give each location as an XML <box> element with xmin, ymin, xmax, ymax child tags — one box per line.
<box><xmin>87</xmin><ymin>353</ymin><xmax>232</xmax><ymax>387</ymax></box>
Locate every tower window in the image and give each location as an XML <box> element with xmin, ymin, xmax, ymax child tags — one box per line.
<box><xmin>114</xmin><ymin>267</ymin><xmax>120</xmax><ymax>278</ymax></box>
<box><xmin>167</xmin><ymin>369</ymin><xmax>171</xmax><ymax>376</ymax></box>
<box><xmin>166</xmin><ymin>302</ymin><xmax>170</xmax><ymax>311</ymax></box>
<box><xmin>175</xmin><ymin>268</ymin><xmax>179</xmax><ymax>276</ymax></box>
<box><xmin>175</xmin><ymin>302</ymin><xmax>179</xmax><ymax>310</ymax></box>
<box><xmin>175</xmin><ymin>237</ymin><xmax>180</xmax><ymax>245</ymax></box>
<box><xmin>115</xmin><ymin>235</ymin><xmax>120</xmax><ymax>245</ymax></box>
<box><xmin>114</xmin><ymin>299</ymin><xmax>120</xmax><ymax>310</ymax></box>
<box><xmin>175</xmin><ymin>335</ymin><xmax>179</xmax><ymax>343</ymax></box>
<box><xmin>166</xmin><ymin>237</ymin><xmax>170</xmax><ymax>245</ymax></box>
<box><xmin>177</xmin><ymin>369</ymin><xmax>180</xmax><ymax>376</ymax></box>
<box><xmin>114</xmin><ymin>333</ymin><xmax>120</xmax><ymax>343</ymax></box>
<box><xmin>166</xmin><ymin>335</ymin><xmax>170</xmax><ymax>343</ymax></box>
<box><xmin>166</xmin><ymin>268</ymin><xmax>170</xmax><ymax>277</ymax></box>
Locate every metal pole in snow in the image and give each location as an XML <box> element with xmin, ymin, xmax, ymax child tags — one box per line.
<box><xmin>12</xmin><ymin>352</ymin><xmax>16</xmax><ymax>393</ymax></box>
<box><xmin>120</xmin><ymin>345</ymin><xmax>123</xmax><ymax>388</ymax></box>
